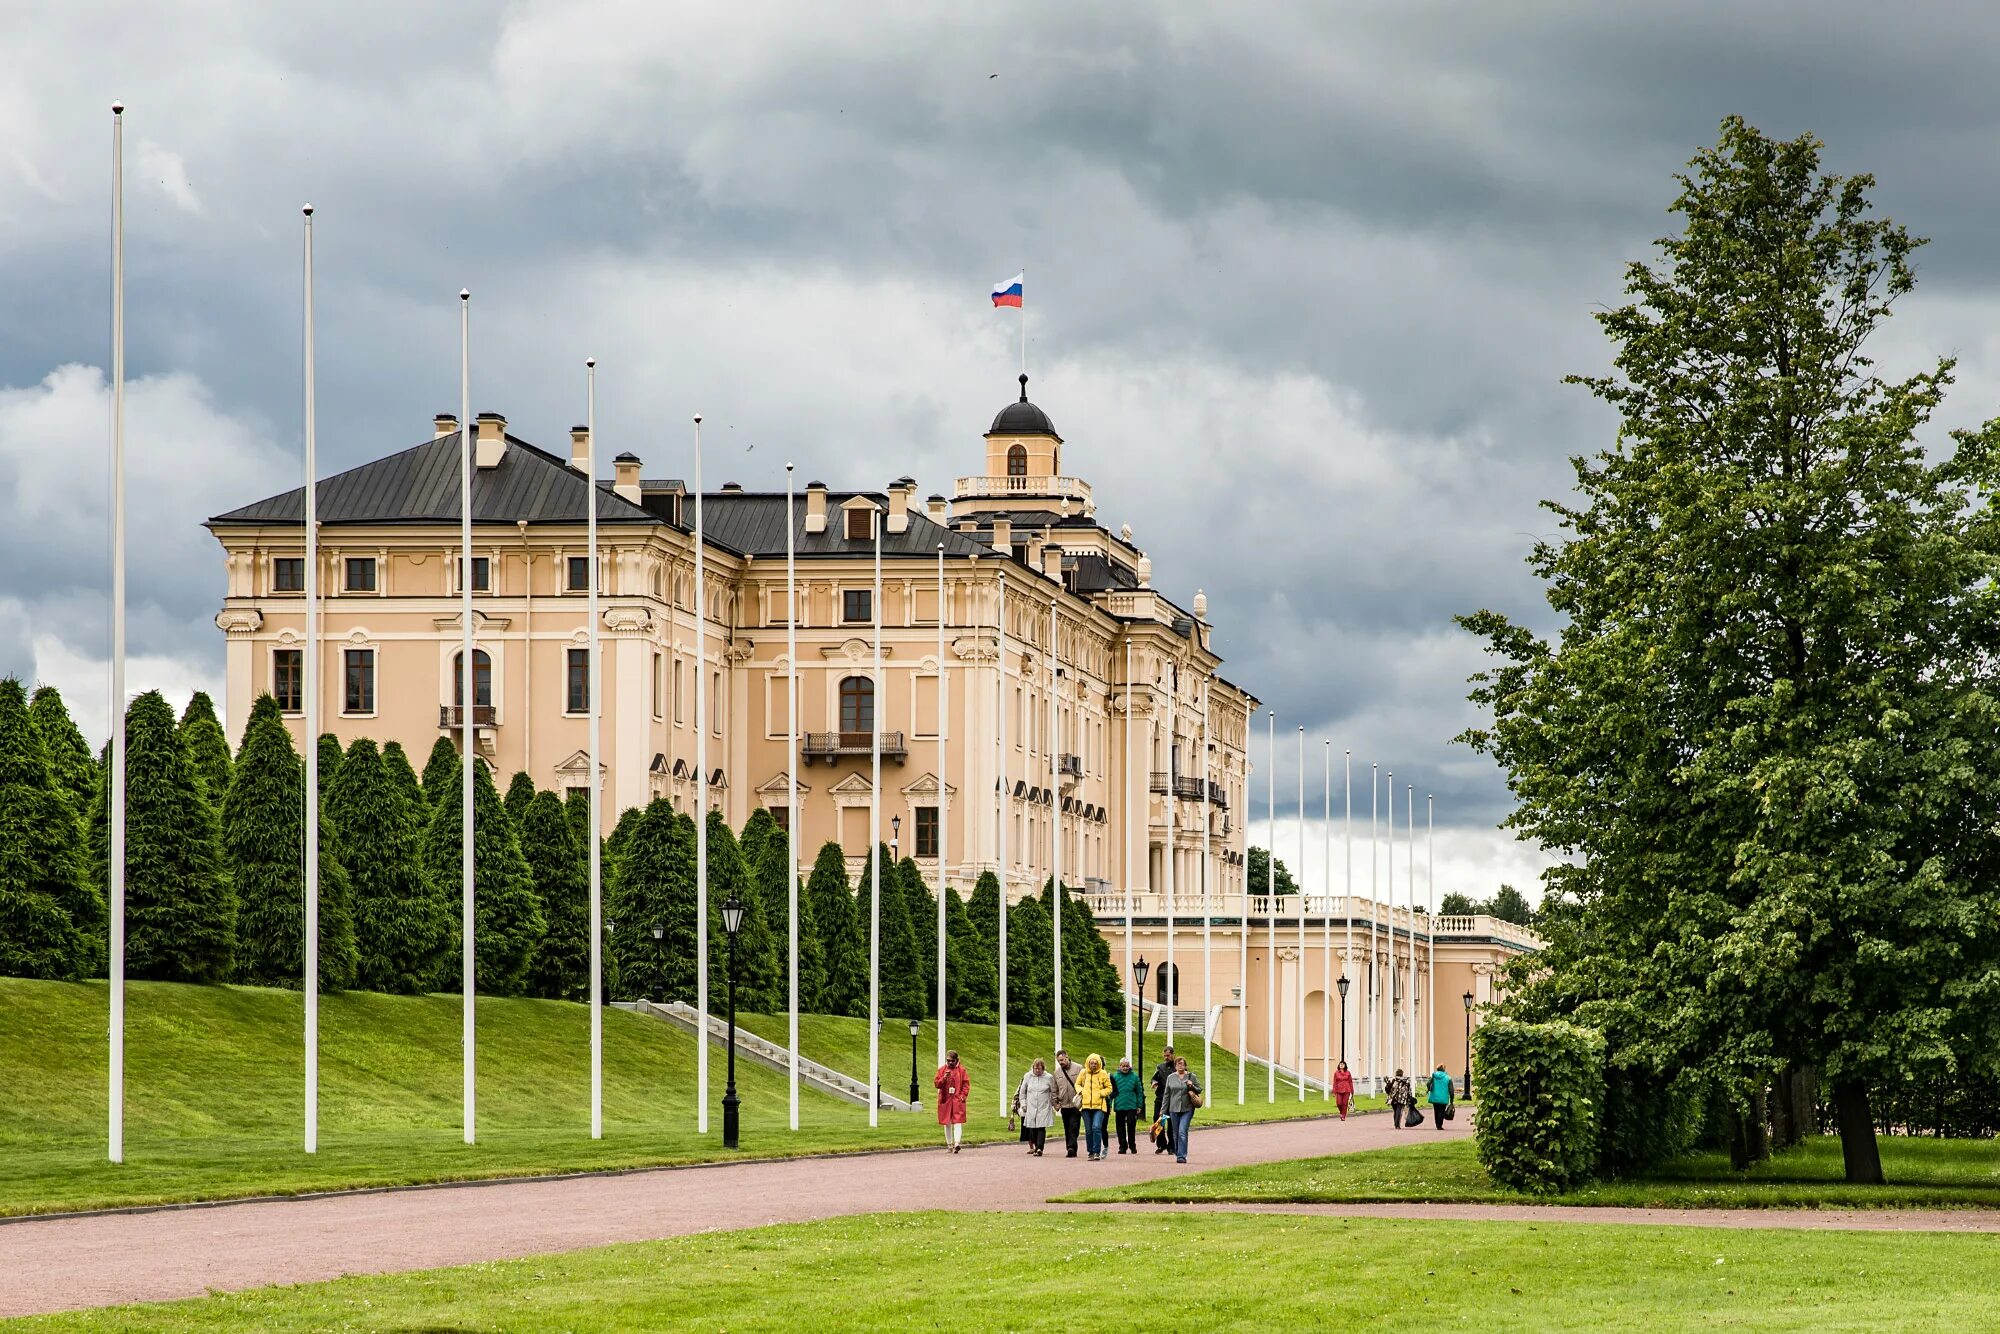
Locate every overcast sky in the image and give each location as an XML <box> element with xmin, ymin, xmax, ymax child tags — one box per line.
<box><xmin>6</xmin><ymin>2</ymin><xmax>2000</xmax><ymax>900</ymax></box>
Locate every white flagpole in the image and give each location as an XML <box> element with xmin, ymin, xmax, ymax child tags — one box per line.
<box><xmin>1295</xmin><ymin>725</ymin><xmax>1305</xmax><ymax>1100</ymax></box>
<box><xmin>458</xmin><ymin>288</ymin><xmax>475</xmax><ymax>1147</ymax></box>
<box><xmin>107</xmin><ymin>102</ymin><xmax>126</xmax><ymax>1167</ymax></box>
<box><xmin>1200</xmin><ymin>680</ymin><xmax>1212</xmax><ymax>1096</ymax></box>
<box><xmin>1370</xmin><ymin>762</ymin><xmax>1378</xmax><ymax>1094</ymax></box>
<box><xmin>1236</xmin><ymin>703</ymin><xmax>1248</xmax><ymax>1107</ymax></box>
<box><xmin>587</xmin><ymin>360</ymin><xmax>603</xmax><ymax>1140</ymax></box>
<box><xmin>936</xmin><ymin>542</ymin><xmax>947</xmax><ymax>1069</ymax></box>
<box><xmin>1265</xmin><ymin>710</ymin><xmax>1275</xmax><ymax>1103</ymax></box>
<box><xmin>302</xmin><ymin>204</ymin><xmax>320</xmax><ymax>1155</ymax></box>
<box><xmin>868</xmin><ymin>507</ymin><xmax>882</xmax><ymax>1126</ymax></box>
<box><xmin>1385</xmin><ymin>768</ymin><xmax>1394</xmax><ymax>1090</ymax></box>
<box><xmin>1406</xmin><ymin>783</ymin><xmax>1416</xmax><ymax>1083</ymax></box>
<box><xmin>1321</xmin><ymin>739</ymin><xmax>1331</xmax><ymax>1100</ymax></box>
<box><xmin>995</xmin><ymin>562</ymin><xmax>1008</xmax><ymax>1115</ymax></box>
<box><xmin>1343</xmin><ymin>749</ymin><xmax>1353</xmax><ymax>1086</ymax></box>
<box><xmin>1162</xmin><ymin>668</ymin><xmax>1173</xmax><ymax>1054</ymax></box>
<box><xmin>1050</xmin><ymin>597</ymin><xmax>1062</xmax><ymax>1052</ymax></box>
<box><xmin>695</xmin><ymin>414</ymin><xmax>708</xmax><ymax>1133</ymax></box>
<box><xmin>1122</xmin><ymin>642</ymin><xmax>1133</xmax><ymax>1064</ymax></box>
<box><xmin>786</xmin><ymin>464</ymin><xmax>799</xmax><ymax>1131</ymax></box>
<box><xmin>1019</xmin><ymin>268</ymin><xmax>1027</xmax><ymax>378</ymax></box>
<box><xmin>1427</xmin><ymin>794</ymin><xmax>1436</xmax><ymax>1073</ymax></box>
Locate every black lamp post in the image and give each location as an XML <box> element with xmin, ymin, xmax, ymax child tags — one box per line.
<box><xmin>1461</xmin><ymin>990</ymin><xmax>1475</xmax><ymax>1099</ymax></box>
<box><xmin>908</xmin><ymin>1017</ymin><xmax>922</xmax><ymax>1106</ymax></box>
<box><xmin>1336</xmin><ymin>975</ymin><xmax>1350</xmax><ymax>1066</ymax></box>
<box><xmin>650</xmin><ymin>923</ymin><xmax>664</xmax><ymax>1003</ymax></box>
<box><xmin>1131</xmin><ymin>955</ymin><xmax>1150</xmax><ymax>1090</ymax></box>
<box><xmin>721</xmin><ymin>896</ymin><xmax>744</xmax><ymax>1149</ymax></box>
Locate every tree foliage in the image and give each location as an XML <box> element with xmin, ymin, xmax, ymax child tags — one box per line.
<box><xmin>382</xmin><ymin>741</ymin><xmax>425</xmax><ymax>821</ymax></box>
<box><xmin>504</xmin><ymin>771</ymin><xmax>537</xmax><ymax>826</ymax></box>
<box><xmin>1472</xmin><ymin>1020</ymin><xmax>1605</xmax><ymax>1194</ymax></box>
<box><xmin>743</xmin><ymin>811</ymin><xmax>822</xmax><ymax>1012</ymax></box>
<box><xmin>0</xmin><ymin>678</ymin><xmax>98</xmax><ymax>979</ymax></box>
<box><xmin>706</xmin><ymin>809</ymin><xmax>780</xmax><ymax>1014</ymax></box>
<box><xmin>420</xmin><ymin>736</ymin><xmax>459</xmax><ymax>810</ymax></box>
<box><xmin>1246</xmin><ymin>846</ymin><xmax>1299</xmax><ymax>897</ymax></box>
<box><xmin>177</xmin><ymin>692</ymin><xmax>232</xmax><ymax>807</ymax></box>
<box><xmin>805</xmin><ymin>841</ymin><xmax>860</xmax><ymax>1015</ymax></box>
<box><xmin>521</xmin><ymin>790</ymin><xmax>590</xmax><ymax>1001</ymax></box>
<box><xmin>423</xmin><ymin>753</ymin><xmax>545</xmax><ymax>996</ymax></box>
<box><xmin>1004</xmin><ymin>893</ymin><xmax>1053</xmax><ymax>1025</ymax></box>
<box><xmin>1460</xmin><ymin>118</ymin><xmax>2000</xmax><ymax>1185</ymax></box>
<box><xmin>944</xmin><ymin>885</ymin><xmax>997</xmax><ymax>1023</ymax></box>
<box><xmin>329</xmin><ymin>738</ymin><xmax>449</xmax><ymax>994</ymax></box>
<box><xmin>28</xmin><ymin>686</ymin><xmax>96</xmax><ymax>823</ymax></box>
<box><xmin>607</xmin><ymin>801</ymin><xmax>694</xmax><ymax>1004</ymax></box>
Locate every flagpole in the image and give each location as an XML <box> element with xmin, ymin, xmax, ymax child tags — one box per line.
<box><xmin>1369</xmin><ymin>762</ymin><xmax>1378</xmax><ymax>1094</ymax></box>
<box><xmin>587</xmin><ymin>359</ymin><xmax>603</xmax><ymax>1140</ymax></box>
<box><xmin>1408</xmin><ymin>783</ymin><xmax>1417</xmax><ymax>1081</ymax></box>
<box><xmin>995</xmin><ymin>562</ymin><xmax>1008</xmax><ymax>1116</ymax></box>
<box><xmin>1200</xmin><ymin>681</ymin><xmax>1212</xmax><ymax>1097</ymax></box>
<box><xmin>868</xmin><ymin>506</ymin><xmax>882</xmax><ymax>1126</ymax></box>
<box><xmin>1161</xmin><ymin>666</ymin><xmax>1173</xmax><ymax>1056</ymax></box>
<box><xmin>107</xmin><ymin>102</ymin><xmax>126</xmax><ymax>1167</ymax></box>
<box><xmin>1295</xmin><ymin>725</ymin><xmax>1305</xmax><ymax>1100</ymax></box>
<box><xmin>1050</xmin><ymin>596</ymin><xmax>1062</xmax><ymax>1053</ymax></box>
<box><xmin>302</xmin><ymin>204</ymin><xmax>320</xmax><ymax>1155</ymax></box>
<box><xmin>1385</xmin><ymin>768</ymin><xmax>1394</xmax><ymax>1091</ymax></box>
<box><xmin>1321</xmin><ymin>738</ymin><xmax>1331</xmax><ymax>1100</ymax></box>
<box><xmin>458</xmin><ymin>288</ymin><xmax>475</xmax><ymax>1147</ymax></box>
<box><xmin>1235</xmin><ymin>704</ymin><xmax>1248</xmax><ymax>1108</ymax></box>
<box><xmin>936</xmin><ymin>542</ymin><xmax>948</xmax><ymax>1070</ymax></box>
<box><xmin>786</xmin><ymin>464</ymin><xmax>799</xmax><ymax>1131</ymax></box>
<box><xmin>1265</xmin><ymin>710</ymin><xmax>1275</xmax><ymax>1103</ymax></box>
<box><xmin>1343</xmin><ymin>748</ymin><xmax>1353</xmax><ymax>1089</ymax></box>
<box><xmin>1427</xmin><ymin>794</ymin><xmax>1436</xmax><ymax>1074</ymax></box>
<box><xmin>1019</xmin><ymin>268</ymin><xmax>1026</xmax><ymax>378</ymax></box>
<box><xmin>694</xmin><ymin>414</ymin><xmax>708</xmax><ymax>1133</ymax></box>
<box><xmin>1122</xmin><ymin>642</ymin><xmax>1133</xmax><ymax>1065</ymax></box>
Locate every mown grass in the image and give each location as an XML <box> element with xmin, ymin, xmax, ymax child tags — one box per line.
<box><xmin>734</xmin><ymin>1009</ymin><xmax>1382</xmax><ymax>1123</ymax></box>
<box><xmin>9</xmin><ymin>1210</ymin><xmax>1998</xmax><ymax>1332</ymax></box>
<box><xmin>1060</xmin><ymin>1134</ymin><xmax>2000</xmax><ymax>1210</ymax></box>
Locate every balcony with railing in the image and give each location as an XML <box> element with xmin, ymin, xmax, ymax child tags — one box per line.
<box><xmin>801</xmin><ymin>731</ymin><xmax>907</xmax><ymax>764</ymax></box>
<box><xmin>1149</xmin><ymin>770</ymin><xmax>1171</xmax><ymax>794</ymax></box>
<box><xmin>954</xmin><ymin>474</ymin><xmax>1094</xmax><ymax>507</ymax></box>
<box><xmin>1207</xmin><ymin>779</ymin><xmax>1228</xmax><ymax>808</ymax></box>
<box><xmin>438</xmin><ymin>705</ymin><xmax>496</xmax><ymax>728</ymax></box>
<box><xmin>1059</xmin><ymin>753</ymin><xmax>1082</xmax><ymax>781</ymax></box>
<box><xmin>1172</xmin><ymin>775</ymin><xmax>1205</xmax><ymax>801</ymax></box>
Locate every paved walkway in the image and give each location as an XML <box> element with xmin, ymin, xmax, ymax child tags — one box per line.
<box><xmin>0</xmin><ymin>1112</ymin><xmax>1444</xmax><ymax>1317</ymax></box>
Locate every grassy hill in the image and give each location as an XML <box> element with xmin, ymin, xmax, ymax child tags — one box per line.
<box><xmin>0</xmin><ymin>980</ymin><xmax>1366</xmax><ymax>1218</ymax></box>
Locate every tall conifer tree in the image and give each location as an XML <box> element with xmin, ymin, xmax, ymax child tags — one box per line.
<box><xmin>382</xmin><ymin>740</ymin><xmax>425</xmax><ymax>821</ymax></box>
<box><xmin>1004</xmin><ymin>893</ymin><xmax>1053</xmax><ymax>1025</ymax></box>
<box><xmin>28</xmin><ymin>686</ymin><xmax>97</xmax><ymax>826</ymax></box>
<box><xmin>606</xmin><ymin>800</ymin><xmax>694</xmax><ymax>1003</ymax></box>
<box><xmin>805</xmin><ymin>840</ymin><xmax>858</xmax><ymax>1014</ymax></box>
<box><xmin>744</xmin><ymin>811</ymin><xmax>822</xmax><ymax>1015</ymax></box>
<box><xmin>92</xmin><ymin>690</ymin><xmax>234</xmax><ymax>982</ymax></box>
<box><xmin>522</xmin><ymin>790</ymin><xmax>589</xmax><ymax>1000</ymax></box>
<box><xmin>0</xmin><ymin>678</ymin><xmax>97</xmax><ymax>978</ymax></box>
<box><xmin>329</xmin><ymin>738</ymin><xmax>448</xmax><ymax>993</ymax></box>
<box><xmin>176</xmin><ymin>691</ymin><xmax>232</xmax><ymax>807</ymax></box>
<box><xmin>317</xmin><ymin>734</ymin><xmax>344</xmax><ymax>791</ymax></box>
<box><xmin>423</xmin><ymin>751</ymin><xmax>546</xmax><ymax>996</ymax></box>
<box><xmin>855</xmin><ymin>844</ymin><xmax>923</xmax><ymax>1021</ymax></box>
<box><xmin>420</xmin><ymin>735</ymin><xmax>459</xmax><ymax>809</ymax></box>
<box><xmin>944</xmin><ymin>885</ymin><xmax>997</xmax><ymax>1023</ymax></box>
<box><xmin>705</xmin><ymin>809</ymin><xmax>780</xmax><ymax>1014</ymax></box>
<box><xmin>504</xmin><ymin>771</ymin><xmax>537</xmax><ymax>826</ymax></box>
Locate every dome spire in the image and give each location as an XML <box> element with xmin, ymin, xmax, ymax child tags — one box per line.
<box><xmin>1019</xmin><ymin>372</ymin><xmax>1030</xmax><ymax>403</ymax></box>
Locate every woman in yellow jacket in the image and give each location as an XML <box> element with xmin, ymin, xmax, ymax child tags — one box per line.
<box><xmin>1076</xmin><ymin>1054</ymin><xmax>1115</xmax><ymax>1161</ymax></box>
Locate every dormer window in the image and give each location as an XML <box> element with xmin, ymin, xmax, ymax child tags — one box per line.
<box><xmin>1007</xmin><ymin>444</ymin><xmax>1028</xmax><ymax>477</ymax></box>
<box><xmin>845</xmin><ymin>507</ymin><xmax>873</xmax><ymax>540</ymax></box>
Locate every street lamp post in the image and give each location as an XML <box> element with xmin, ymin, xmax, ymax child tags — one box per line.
<box><xmin>721</xmin><ymin>897</ymin><xmax>745</xmax><ymax>1149</ymax></box>
<box><xmin>1131</xmin><ymin>956</ymin><xmax>1150</xmax><ymax>1095</ymax></box>
<box><xmin>908</xmin><ymin>1017</ymin><xmax>922</xmax><ymax>1107</ymax></box>
<box><xmin>650</xmin><ymin>924</ymin><xmax>664</xmax><ymax>1004</ymax></box>
<box><xmin>1462</xmin><ymin>990</ymin><xmax>1474</xmax><ymax>1100</ymax></box>
<box><xmin>1336</xmin><ymin>975</ymin><xmax>1350</xmax><ymax>1066</ymax></box>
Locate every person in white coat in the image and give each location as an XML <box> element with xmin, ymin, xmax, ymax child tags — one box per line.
<box><xmin>1013</xmin><ymin>1059</ymin><xmax>1056</xmax><ymax>1157</ymax></box>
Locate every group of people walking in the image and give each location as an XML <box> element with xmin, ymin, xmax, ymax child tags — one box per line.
<box><xmin>1385</xmin><ymin>1063</ymin><xmax>1457</xmax><ymax>1129</ymax></box>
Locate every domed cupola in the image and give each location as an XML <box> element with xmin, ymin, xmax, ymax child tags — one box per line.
<box><xmin>986</xmin><ymin>374</ymin><xmax>1060</xmax><ymax>441</ymax></box>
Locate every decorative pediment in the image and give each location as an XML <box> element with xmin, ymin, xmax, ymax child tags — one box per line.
<box><xmin>649</xmin><ymin>753</ymin><xmax>669</xmax><ymax>774</ymax></box>
<box><xmin>756</xmin><ymin>771</ymin><xmax>813</xmax><ymax>795</ymax></box>
<box><xmin>672</xmin><ymin>758</ymin><xmax>692</xmax><ymax>779</ymax></box>
<box><xmin>898</xmin><ymin>772</ymin><xmax>956</xmax><ymax>799</ymax></box>
<box><xmin>821</xmin><ymin>637</ymin><xmax>893</xmax><ymax>662</ymax></box>
<box><xmin>828</xmin><ymin>772</ymin><xmax>874</xmax><ymax>795</ymax></box>
<box><xmin>708</xmin><ymin>768</ymin><xmax>727</xmax><ymax>789</ymax></box>
<box><xmin>552</xmin><ymin>749</ymin><xmax>605</xmax><ymax>779</ymax></box>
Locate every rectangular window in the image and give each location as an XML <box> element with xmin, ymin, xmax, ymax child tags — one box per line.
<box><xmin>843</xmin><ymin>589</ymin><xmax>871</xmax><ymax>623</ymax></box>
<box><xmin>343</xmin><ymin>649</ymin><xmax>375</xmax><ymax>714</ymax></box>
<box><xmin>274</xmin><ymin>649</ymin><xmax>303</xmax><ymax>712</ymax></box>
<box><xmin>458</xmin><ymin>556</ymin><xmax>490</xmax><ymax>592</ymax></box>
<box><xmin>567</xmin><ymin>648</ymin><xmax>589</xmax><ymax>714</ymax></box>
<box><xmin>845</xmin><ymin>507</ymin><xmax>872</xmax><ymax>541</ymax></box>
<box><xmin>344</xmin><ymin>557</ymin><xmax>376</xmax><ymax>592</ymax></box>
<box><xmin>673</xmin><ymin>658</ymin><xmax>685</xmax><ymax>723</ymax></box>
<box><xmin>651</xmin><ymin>652</ymin><xmax>663</xmax><ymax>719</ymax></box>
<box><xmin>770</xmin><ymin>805</ymin><xmax>790</xmax><ymax>833</ymax></box>
<box><xmin>273</xmin><ymin>557</ymin><xmax>304</xmax><ymax>592</ymax></box>
<box><xmin>567</xmin><ymin>555</ymin><xmax>591</xmax><ymax>592</ymax></box>
<box><xmin>915</xmin><ymin>805</ymin><xmax>939</xmax><ymax>858</ymax></box>
<box><xmin>712</xmin><ymin>670</ymin><xmax>723</xmax><ymax>734</ymax></box>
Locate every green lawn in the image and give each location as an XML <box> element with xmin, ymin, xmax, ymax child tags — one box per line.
<box><xmin>10</xmin><ymin>1211</ymin><xmax>1999</xmax><ymax>1332</ymax></box>
<box><xmin>1061</xmin><ymin>1134</ymin><xmax>2000</xmax><ymax>1210</ymax></box>
<box><xmin>734</xmin><ymin>1009</ymin><xmax>1381</xmax><ymax>1123</ymax></box>
<box><xmin>0</xmin><ymin>980</ymin><xmax>1002</xmax><ymax>1218</ymax></box>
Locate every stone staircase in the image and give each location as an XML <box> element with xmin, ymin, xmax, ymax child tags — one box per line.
<box><xmin>617</xmin><ymin>1000</ymin><xmax>918</xmax><ymax>1112</ymax></box>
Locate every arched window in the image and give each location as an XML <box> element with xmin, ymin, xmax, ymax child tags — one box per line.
<box><xmin>1156</xmin><ymin>961</ymin><xmax>1180</xmax><ymax>1007</ymax></box>
<box><xmin>452</xmin><ymin>649</ymin><xmax>492</xmax><ymax>707</ymax></box>
<box><xmin>1006</xmin><ymin>443</ymin><xmax>1028</xmax><ymax>477</ymax></box>
<box><xmin>839</xmin><ymin>675</ymin><xmax>873</xmax><ymax>735</ymax></box>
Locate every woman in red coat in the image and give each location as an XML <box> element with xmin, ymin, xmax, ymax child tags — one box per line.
<box><xmin>934</xmin><ymin>1049</ymin><xmax>971</xmax><ymax>1153</ymax></box>
<box><xmin>1333</xmin><ymin>1061</ymin><xmax>1356</xmax><ymax>1120</ymax></box>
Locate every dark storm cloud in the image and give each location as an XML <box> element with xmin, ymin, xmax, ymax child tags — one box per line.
<box><xmin>7</xmin><ymin>1</ymin><xmax>2000</xmax><ymax>881</ymax></box>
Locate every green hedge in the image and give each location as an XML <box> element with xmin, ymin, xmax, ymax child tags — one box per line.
<box><xmin>1472</xmin><ymin>1019</ymin><xmax>1605</xmax><ymax>1194</ymax></box>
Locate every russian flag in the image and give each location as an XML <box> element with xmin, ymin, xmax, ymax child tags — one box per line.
<box><xmin>991</xmin><ymin>272</ymin><xmax>1023</xmax><ymax>307</ymax></box>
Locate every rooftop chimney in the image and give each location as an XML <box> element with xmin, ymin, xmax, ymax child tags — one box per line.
<box><xmin>434</xmin><ymin>413</ymin><xmax>460</xmax><ymax>440</ymax></box>
<box><xmin>569</xmin><ymin>424</ymin><xmax>590</xmax><ymax>472</ymax></box>
<box><xmin>613</xmin><ymin>451</ymin><xmax>642</xmax><ymax>503</ymax></box>
<box><xmin>991</xmin><ymin>516</ymin><xmax>1012</xmax><ymax>557</ymax></box>
<box><xmin>1042</xmin><ymin>544</ymin><xmax>1064</xmax><ymax>581</ymax></box>
<box><xmin>886</xmin><ymin>478</ymin><xmax>914</xmax><ymax>534</ymax></box>
<box><xmin>474</xmin><ymin>412</ymin><xmax>506</xmax><ymax>469</ymax></box>
<box><xmin>927</xmin><ymin>494</ymin><xmax>948</xmax><ymax>524</ymax></box>
<box><xmin>805</xmin><ymin>481</ymin><xmax>828</xmax><ymax>534</ymax></box>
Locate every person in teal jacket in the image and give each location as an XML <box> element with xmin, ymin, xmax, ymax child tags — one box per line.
<box><xmin>1109</xmin><ymin>1057</ymin><xmax>1147</xmax><ymax>1154</ymax></box>
<box><xmin>1427</xmin><ymin>1064</ymin><xmax>1456</xmax><ymax>1130</ymax></box>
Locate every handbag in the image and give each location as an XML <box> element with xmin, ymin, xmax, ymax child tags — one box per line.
<box><xmin>1444</xmin><ymin>1103</ymin><xmax>1455</xmax><ymax>1122</ymax></box>
<box><xmin>1150</xmin><ymin>1117</ymin><xmax>1169</xmax><ymax>1146</ymax></box>
<box><xmin>1190</xmin><ymin>1088</ymin><xmax>1205</xmax><ymax>1109</ymax></box>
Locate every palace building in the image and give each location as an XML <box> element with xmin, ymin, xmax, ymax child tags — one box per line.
<box><xmin>206</xmin><ymin>375</ymin><xmax>1536</xmax><ymax>1086</ymax></box>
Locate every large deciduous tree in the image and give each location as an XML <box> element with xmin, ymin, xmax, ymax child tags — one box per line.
<box><xmin>1246</xmin><ymin>846</ymin><xmax>1298</xmax><ymax>897</ymax></box>
<box><xmin>329</xmin><ymin>738</ymin><xmax>449</xmax><ymax>993</ymax></box>
<box><xmin>0</xmin><ymin>678</ymin><xmax>98</xmax><ymax>979</ymax></box>
<box><xmin>1460</xmin><ymin>117</ymin><xmax>2000</xmax><ymax>1185</ymax></box>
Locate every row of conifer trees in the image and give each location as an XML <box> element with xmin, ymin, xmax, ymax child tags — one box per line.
<box><xmin>0</xmin><ymin>679</ymin><xmax>1125</xmax><ymax>1026</ymax></box>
